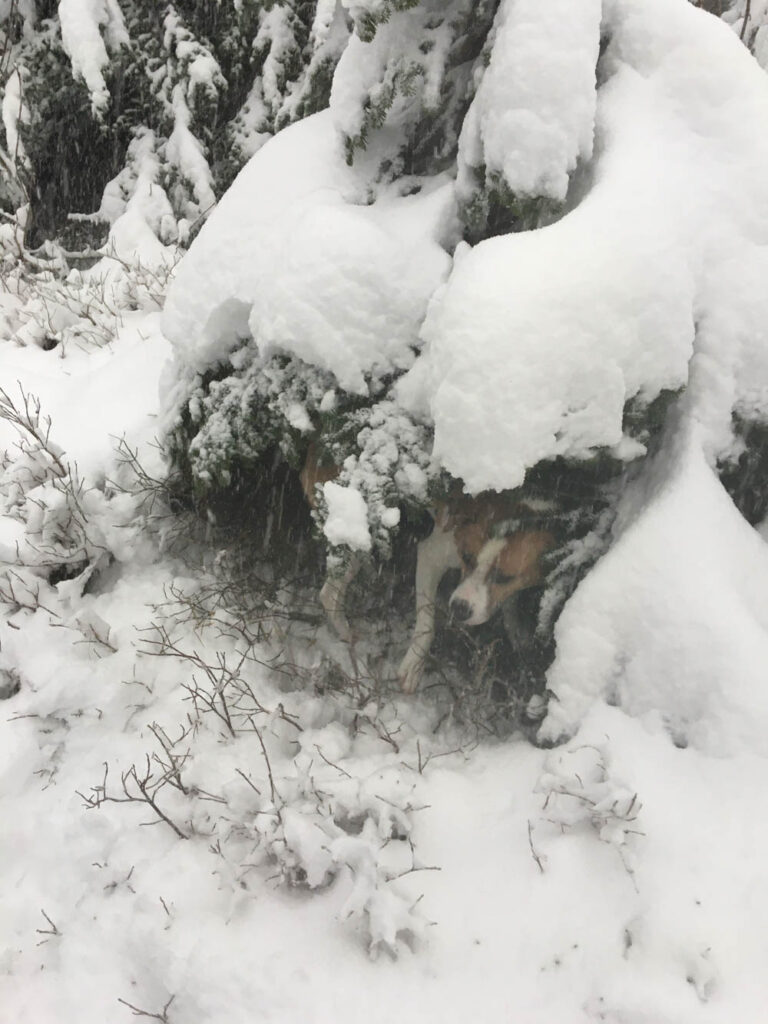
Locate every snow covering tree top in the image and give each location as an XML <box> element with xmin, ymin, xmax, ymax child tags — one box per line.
<box><xmin>161</xmin><ymin>110</ymin><xmax>456</xmax><ymax>393</ymax></box>
<box><xmin>407</xmin><ymin>0</ymin><xmax>768</xmax><ymax>490</ymax></box>
<box><xmin>162</xmin><ymin>0</ymin><xmax>768</xmax><ymax>494</ymax></box>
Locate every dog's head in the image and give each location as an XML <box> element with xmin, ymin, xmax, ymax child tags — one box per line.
<box><xmin>448</xmin><ymin>523</ymin><xmax>555</xmax><ymax>627</ymax></box>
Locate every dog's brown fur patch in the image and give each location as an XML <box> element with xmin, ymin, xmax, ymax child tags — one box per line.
<box><xmin>299</xmin><ymin>442</ymin><xmax>340</xmax><ymax>509</ymax></box>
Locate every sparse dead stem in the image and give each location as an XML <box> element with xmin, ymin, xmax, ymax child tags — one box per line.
<box><xmin>78</xmin><ymin>760</ymin><xmax>188</xmax><ymax>840</ymax></box>
<box><xmin>117</xmin><ymin>995</ymin><xmax>175</xmax><ymax>1022</ymax></box>
<box><xmin>36</xmin><ymin>908</ymin><xmax>61</xmax><ymax>938</ymax></box>
<box><xmin>527</xmin><ymin>819</ymin><xmax>545</xmax><ymax>874</ymax></box>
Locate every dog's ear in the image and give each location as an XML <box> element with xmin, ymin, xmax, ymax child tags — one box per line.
<box><xmin>441</xmin><ymin>497</ymin><xmax>479</xmax><ymax>532</ymax></box>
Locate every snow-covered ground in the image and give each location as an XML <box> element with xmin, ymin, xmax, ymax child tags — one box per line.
<box><xmin>4</xmin><ymin>1</ymin><xmax>768</xmax><ymax>1021</ymax></box>
<box><xmin>1</xmin><ymin>277</ymin><xmax>768</xmax><ymax>1023</ymax></box>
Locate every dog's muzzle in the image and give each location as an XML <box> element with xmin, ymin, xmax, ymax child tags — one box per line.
<box><xmin>450</xmin><ymin>598</ymin><xmax>473</xmax><ymax>622</ymax></box>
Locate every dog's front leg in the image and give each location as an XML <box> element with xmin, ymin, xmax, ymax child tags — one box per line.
<box><xmin>320</xmin><ymin>554</ymin><xmax>360</xmax><ymax>642</ymax></box>
<box><xmin>398</xmin><ymin>521</ymin><xmax>460</xmax><ymax>694</ymax></box>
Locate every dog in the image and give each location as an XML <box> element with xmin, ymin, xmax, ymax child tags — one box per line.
<box><xmin>300</xmin><ymin>443</ymin><xmax>557</xmax><ymax>693</ymax></box>
<box><xmin>397</xmin><ymin>493</ymin><xmax>557</xmax><ymax>694</ymax></box>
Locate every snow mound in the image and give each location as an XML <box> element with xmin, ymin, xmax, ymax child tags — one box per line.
<box><xmin>161</xmin><ymin>110</ymin><xmax>456</xmax><ymax>394</ymax></box>
<box><xmin>402</xmin><ymin>0</ymin><xmax>768</xmax><ymax>492</ymax></box>
<box><xmin>541</xmin><ymin>440</ymin><xmax>768</xmax><ymax>757</ymax></box>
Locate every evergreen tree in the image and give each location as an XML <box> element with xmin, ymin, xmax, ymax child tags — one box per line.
<box><xmin>0</xmin><ymin>0</ymin><xmax>345</xmax><ymax>246</ymax></box>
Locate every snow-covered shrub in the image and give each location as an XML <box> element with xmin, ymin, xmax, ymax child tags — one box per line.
<box><xmin>170</xmin><ymin>350</ymin><xmax>338</xmax><ymax>498</ymax></box>
<box><xmin>159</xmin><ymin>2</ymin><xmax>611</xmax><ymax>577</ymax></box>
<box><xmin>158</xmin><ymin>0</ymin><xmax>768</xmax><ymax>753</ymax></box>
<box><xmin>0</xmin><ymin>385</ymin><xmax>106</xmax><ymax>624</ymax></box>
<box><xmin>230</xmin><ymin>757</ymin><xmax>430</xmax><ymax>956</ymax></box>
<box><xmin>314</xmin><ymin>397</ymin><xmax>433</xmax><ymax>555</ymax></box>
<box><xmin>75</xmin><ymin>581</ymin><xmax>443</xmax><ymax>957</ymax></box>
<box><xmin>159</xmin><ymin>94</ymin><xmax>455</xmax><ymax>575</ymax></box>
<box><xmin>0</xmin><ymin>377</ymin><xmax>178</xmax><ymax>641</ymax></box>
<box><xmin>176</xmin><ymin>352</ymin><xmax>432</xmax><ymax>553</ymax></box>
<box><xmin>13</xmin><ymin>6</ymin><xmax>138</xmax><ymax>246</ymax></box>
<box><xmin>332</xmin><ymin>0</ymin><xmax>497</xmax><ymax>177</ymax></box>
<box><xmin>534</xmin><ymin>741</ymin><xmax>643</xmax><ymax>881</ymax></box>
<box><xmin>717</xmin><ymin>414</ymin><xmax>768</xmax><ymax>526</ymax></box>
<box><xmin>0</xmin><ymin>221</ymin><xmax>178</xmax><ymax>352</ymax></box>
<box><xmin>455</xmin><ymin>0</ymin><xmax>601</xmax><ymax>241</ymax></box>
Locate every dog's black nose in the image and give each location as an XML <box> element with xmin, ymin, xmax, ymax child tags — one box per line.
<box><xmin>450</xmin><ymin>598</ymin><xmax>472</xmax><ymax>622</ymax></box>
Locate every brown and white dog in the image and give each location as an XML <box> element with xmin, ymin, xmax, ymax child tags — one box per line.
<box><xmin>300</xmin><ymin>446</ymin><xmax>556</xmax><ymax>693</ymax></box>
<box><xmin>397</xmin><ymin>494</ymin><xmax>556</xmax><ymax>693</ymax></box>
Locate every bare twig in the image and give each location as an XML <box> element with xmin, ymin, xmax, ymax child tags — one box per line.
<box><xmin>313</xmin><ymin>744</ymin><xmax>352</xmax><ymax>779</ymax></box>
<box><xmin>0</xmin><ymin>383</ymin><xmax>67</xmax><ymax>478</ymax></box>
<box><xmin>527</xmin><ymin>819</ymin><xmax>545</xmax><ymax>874</ymax></box>
<box><xmin>741</xmin><ymin>0</ymin><xmax>752</xmax><ymax>41</ymax></box>
<box><xmin>36</xmin><ymin>908</ymin><xmax>61</xmax><ymax>937</ymax></box>
<box><xmin>249</xmin><ymin>715</ymin><xmax>280</xmax><ymax>810</ymax></box>
<box><xmin>117</xmin><ymin>995</ymin><xmax>174</xmax><ymax>1022</ymax></box>
<box><xmin>78</xmin><ymin>761</ymin><xmax>188</xmax><ymax>840</ymax></box>
<box><xmin>235</xmin><ymin>768</ymin><xmax>262</xmax><ymax>796</ymax></box>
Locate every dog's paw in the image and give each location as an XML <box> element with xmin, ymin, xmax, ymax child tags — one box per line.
<box><xmin>398</xmin><ymin>648</ymin><xmax>424</xmax><ymax>695</ymax></box>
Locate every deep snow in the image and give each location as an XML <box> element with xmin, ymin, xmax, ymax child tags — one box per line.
<box><xmin>2</xmin><ymin>236</ymin><xmax>768</xmax><ymax>1024</ymax></box>
<box><xmin>4</xmin><ymin>0</ymin><xmax>768</xmax><ymax>1021</ymax></box>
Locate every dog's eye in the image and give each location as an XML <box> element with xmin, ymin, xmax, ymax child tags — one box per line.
<box><xmin>460</xmin><ymin>551</ymin><xmax>477</xmax><ymax>570</ymax></box>
<box><xmin>489</xmin><ymin>569</ymin><xmax>516</xmax><ymax>586</ymax></box>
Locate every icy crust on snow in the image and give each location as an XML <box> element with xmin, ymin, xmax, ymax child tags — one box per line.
<box><xmin>403</xmin><ymin>0</ymin><xmax>768</xmax><ymax>493</ymax></box>
<box><xmin>541</xmin><ymin>441</ymin><xmax>768</xmax><ymax>757</ymax></box>
<box><xmin>457</xmin><ymin>0</ymin><xmax>601</xmax><ymax>204</ymax></box>
<box><xmin>161</xmin><ymin>110</ymin><xmax>455</xmax><ymax>395</ymax></box>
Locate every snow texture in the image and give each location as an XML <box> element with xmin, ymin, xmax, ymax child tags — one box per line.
<box><xmin>159</xmin><ymin>0</ymin><xmax>768</xmax><ymax>755</ymax></box>
<box><xmin>5</xmin><ymin>1</ymin><xmax>768</xmax><ymax>1016</ymax></box>
<box><xmin>58</xmin><ymin>0</ymin><xmax>129</xmax><ymax>115</ymax></box>
<box><xmin>403</xmin><ymin>0</ymin><xmax>768</xmax><ymax>493</ymax></box>
<box><xmin>541</xmin><ymin>438</ymin><xmax>768</xmax><ymax>755</ymax></box>
<box><xmin>330</xmin><ymin>0</ymin><xmax>479</xmax><ymax>184</ymax></box>
<box><xmin>159</xmin><ymin>8</ymin><xmax>222</xmax><ymax>220</ymax></box>
<box><xmin>322</xmin><ymin>480</ymin><xmax>372</xmax><ymax>551</ymax></box>
<box><xmin>161</xmin><ymin>110</ymin><xmax>456</xmax><ymax>394</ymax></box>
<box><xmin>1</xmin><ymin>68</ymin><xmax>26</xmax><ymax>168</ymax></box>
<box><xmin>457</xmin><ymin>0</ymin><xmax>601</xmax><ymax>203</ymax></box>
<box><xmin>164</xmin><ymin>0</ymin><xmax>768</xmax><ymax>497</ymax></box>
<box><xmin>165</xmin><ymin>83</ymin><xmax>217</xmax><ymax>214</ymax></box>
<box><xmin>97</xmin><ymin>129</ymin><xmax>179</xmax><ymax>249</ymax></box>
